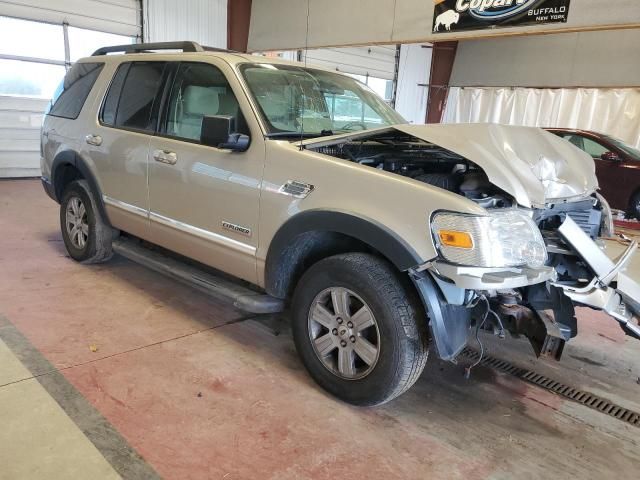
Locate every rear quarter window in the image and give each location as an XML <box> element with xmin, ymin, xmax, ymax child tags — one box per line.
<box><xmin>47</xmin><ymin>62</ymin><xmax>104</xmax><ymax>119</ymax></box>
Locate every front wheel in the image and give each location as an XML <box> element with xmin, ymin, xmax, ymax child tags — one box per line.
<box><xmin>291</xmin><ymin>253</ymin><xmax>430</xmax><ymax>406</ymax></box>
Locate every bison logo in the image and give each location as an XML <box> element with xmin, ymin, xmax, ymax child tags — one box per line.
<box><xmin>434</xmin><ymin>9</ymin><xmax>460</xmax><ymax>31</ymax></box>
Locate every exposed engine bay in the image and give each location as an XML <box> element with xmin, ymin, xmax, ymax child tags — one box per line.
<box><xmin>311</xmin><ymin>133</ymin><xmax>514</xmax><ymax>210</ymax></box>
<box><xmin>307</xmin><ymin>129</ymin><xmax>640</xmax><ymax>364</ymax></box>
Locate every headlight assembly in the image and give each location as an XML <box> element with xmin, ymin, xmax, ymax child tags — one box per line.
<box><xmin>432</xmin><ymin>209</ymin><xmax>547</xmax><ymax>268</ymax></box>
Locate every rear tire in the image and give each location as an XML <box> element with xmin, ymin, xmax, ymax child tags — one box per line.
<box><xmin>60</xmin><ymin>180</ymin><xmax>113</xmax><ymax>264</ymax></box>
<box><xmin>630</xmin><ymin>191</ymin><xmax>640</xmax><ymax>220</ymax></box>
<box><xmin>291</xmin><ymin>253</ymin><xmax>429</xmax><ymax>406</ymax></box>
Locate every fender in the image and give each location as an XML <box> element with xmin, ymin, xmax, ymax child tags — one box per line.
<box><xmin>51</xmin><ymin>150</ymin><xmax>111</xmax><ymax>225</ymax></box>
<box><xmin>410</xmin><ymin>270</ymin><xmax>471</xmax><ymax>361</ymax></box>
<box><xmin>265</xmin><ymin>210</ymin><xmax>423</xmax><ymax>298</ymax></box>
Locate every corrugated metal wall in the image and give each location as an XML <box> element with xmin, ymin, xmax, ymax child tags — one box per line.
<box><xmin>0</xmin><ymin>96</ymin><xmax>47</xmax><ymax>177</ymax></box>
<box><xmin>142</xmin><ymin>0</ymin><xmax>227</xmax><ymax>48</ymax></box>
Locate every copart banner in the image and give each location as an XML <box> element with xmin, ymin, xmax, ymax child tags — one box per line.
<box><xmin>432</xmin><ymin>0</ymin><xmax>571</xmax><ymax>33</ymax></box>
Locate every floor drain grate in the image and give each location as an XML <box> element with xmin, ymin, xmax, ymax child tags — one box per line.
<box><xmin>460</xmin><ymin>348</ymin><xmax>640</xmax><ymax>428</ymax></box>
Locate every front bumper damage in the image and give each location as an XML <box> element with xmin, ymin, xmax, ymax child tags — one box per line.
<box><xmin>430</xmin><ymin>262</ymin><xmax>556</xmax><ymax>291</ymax></box>
<box><xmin>554</xmin><ymin>217</ymin><xmax>640</xmax><ymax>339</ymax></box>
<box><xmin>412</xmin><ymin>216</ymin><xmax>640</xmax><ymax>363</ymax></box>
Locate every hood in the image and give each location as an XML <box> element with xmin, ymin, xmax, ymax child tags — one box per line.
<box><xmin>304</xmin><ymin>123</ymin><xmax>598</xmax><ymax>208</ymax></box>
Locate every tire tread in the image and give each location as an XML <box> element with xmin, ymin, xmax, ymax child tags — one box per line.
<box><xmin>342</xmin><ymin>253</ymin><xmax>429</xmax><ymax>403</ymax></box>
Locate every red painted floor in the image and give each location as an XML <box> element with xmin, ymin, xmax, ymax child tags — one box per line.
<box><xmin>1</xmin><ymin>179</ymin><xmax>639</xmax><ymax>479</ymax></box>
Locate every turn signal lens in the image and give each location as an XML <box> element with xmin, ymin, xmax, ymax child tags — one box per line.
<box><xmin>437</xmin><ymin>230</ymin><xmax>473</xmax><ymax>249</ymax></box>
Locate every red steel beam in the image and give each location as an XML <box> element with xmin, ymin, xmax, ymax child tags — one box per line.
<box><xmin>227</xmin><ymin>0</ymin><xmax>252</xmax><ymax>52</ymax></box>
<box><xmin>425</xmin><ymin>41</ymin><xmax>458</xmax><ymax>124</ymax></box>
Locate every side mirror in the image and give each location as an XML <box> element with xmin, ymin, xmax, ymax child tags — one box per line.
<box><xmin>601</xmin><ymin>151</ymin><xmax>621</xmax><ymax>162</ymax></box>
<box><xmin>200</xmin><ymin>115</ymin><xmax>250</xmax><ymax>152</ymax></box>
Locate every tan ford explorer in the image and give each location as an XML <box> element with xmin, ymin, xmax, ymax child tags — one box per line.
<box><xmin>41</xmin><ymin>42</ymin><xmax>640</xmax><ymax>406</ymax></box>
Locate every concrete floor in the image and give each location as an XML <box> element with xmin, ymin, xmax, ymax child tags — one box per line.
<box><xmin>1</xmin><ymin>178</ymin><xmax>639</xmax><ymax>479</ymax></box>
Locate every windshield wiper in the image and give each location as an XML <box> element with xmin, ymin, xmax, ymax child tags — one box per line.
<box><xmin>265</xmin><ymin>130</ymin><xmax>335</xmax><ymax>139</ymax></box>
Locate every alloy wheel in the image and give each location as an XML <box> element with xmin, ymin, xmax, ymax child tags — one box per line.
<box><xmin>307</xmin><ymin>287</ymin><xmax>381</xmax><ymax>380</ymax></box>
<box><xmin>65</xmin><ymin>196</ymin><xmax>89</xmax><ymax>249</ymax></box>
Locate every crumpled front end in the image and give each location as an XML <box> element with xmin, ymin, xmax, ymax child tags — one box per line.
<box><xmin>395</xmin><ymin>125</ymin><xmax>639</xmax><ymax>362</ymax></box>
<box><xmin>395</xmin><ymin>123</ymin><xmax>599</xmax><ymax>208</ymax></box>
<box><xmin>419</xmin><ymin>193</ymin><xmax>640</xmax><ymax>364</ymax></box>
<box><xmin>554</xmin><ymin>217</ymin><xmax>640</xmax><ymax>340</ymax></box>
<box><xmin>303</xmin><ymin>123</ymin><xmax>640</xmax><ymax>364</ymax></box>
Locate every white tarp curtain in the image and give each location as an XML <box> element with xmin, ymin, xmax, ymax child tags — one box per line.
<box><xmin>443</xmin><ymin>87</ymin><xmax>640</xmax><ymax>149</ymax></box>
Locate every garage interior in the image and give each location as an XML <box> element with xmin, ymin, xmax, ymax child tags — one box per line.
<box><xmin>1</xmin><ymin>1</ymin><xmax>639</xmax><ymax>479</ymax></box>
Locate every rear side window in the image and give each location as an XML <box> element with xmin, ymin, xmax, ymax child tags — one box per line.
<box><xmin>47</xmin><ymin>62</ymin><xmax>104</xmax><ymax>119</ymax></box>
<box><xmin>101</xmin><ymin>61</ymin><xmax>166</xmax><ymax>132</ymax></box>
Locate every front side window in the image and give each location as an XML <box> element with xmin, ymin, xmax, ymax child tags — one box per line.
<box><xmin>564</xmin><ymin>134</ymin><xmax>584</xmax><ymax>150</ymax></box>
<box><xmin>48</xmin><ymin>62</ymin><xmax>104</xmax><ymax>119</ymax></box>
<box><xmin>163</xmin><ymin>62</ymin><xmax>245</xmax><ymax>142</ymax></box>
<box><xmin>601</xmin><ymin>135</ymin><xmax>640</xmax><ymax>161</ymax></box>
<box><xmin>240</xmin><ymin>63</ymin><xmax>405</xmax><ymax>137</ymax></box>
<box><xmin>101</xmin><ymin>62</ymin><xmax>166</xmax><ymax>132</ymax></box>
<box><xmin>582</xmin><ymin>138</ymin><xmax>608</xmax><ymax>158</ymax></box>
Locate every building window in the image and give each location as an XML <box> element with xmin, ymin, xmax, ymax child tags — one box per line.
<box><xmin>0</xmin><ymin>16</ymin><xmax>65</xmax><ymax>61</ymax></box>
<box><xmin>68</xmin><ymin>27</ymin><xmax>134</xmax><ymax>63</ymax></box>
<box><xmin>0</xmin><ymin>59</ymin><xmax>65</xmax><ymax>98</ymax></box>
<box><xmin>0</xmin><ymin>16</ymin><xmax>135</xmax><ymax>100</ymax></box>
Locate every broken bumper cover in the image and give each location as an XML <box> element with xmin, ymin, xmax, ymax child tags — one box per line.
<box><xmin>430</xmin><ymin>262</ymin><xmax>557</xmax><ymax>290</ymax></box>
<box><xmin>411</xmin><ymin>257</ymin><xmax>556</xmax><ymax>361</ymax></box>
<box><xmin>555</xmin><ymin>217</ymin><xmax>640</xmax><ymax>338</ymax></box>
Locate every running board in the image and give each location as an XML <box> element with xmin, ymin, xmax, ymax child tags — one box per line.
<box><xmin>112</xmin><ymin>237</ymin><xmax>284</xmax><ymax>314</ymax></box>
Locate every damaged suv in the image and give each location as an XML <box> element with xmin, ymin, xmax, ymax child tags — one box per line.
<box><xmin>41</xmin><ymin>42</ymin><xmax>640</xmax><ymax>406</ymax></box>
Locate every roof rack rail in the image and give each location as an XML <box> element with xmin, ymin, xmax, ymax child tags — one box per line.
<box><xmin>92</xmin><ymin>41</ymin><xmax>209</xmax><ymax>56</ymax></box>
<box><xmin>202</xmin><ymin>46</ymin><xmax>240</xmax><ymax>53</ymax></box>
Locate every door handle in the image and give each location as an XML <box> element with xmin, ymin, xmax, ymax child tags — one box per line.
<box><xmin>85</xmin><ymin>134</ymin><xmax>102</xmax><ymax>146</ymax></box>
<box><xmin>153</xmin><ymin>149</ymin><xmax>178</xmax><ymax>165</ymax></box>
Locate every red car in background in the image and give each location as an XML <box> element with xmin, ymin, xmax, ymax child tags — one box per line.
<box><xmin>547</xmin><ymin>128</ymin><xmax>640</xmax><ymax>219</ymax></box>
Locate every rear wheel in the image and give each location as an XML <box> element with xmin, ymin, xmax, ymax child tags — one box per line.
<box><xmin>291</xmin><ymin>253</ymin><xmax>429</xmax><ymax>406</ymax></box>
<box><xmin>630</xmin><ymin>191</ymin><xmax>640</xmax><ymax>220</ymax></box>
<box><xmin>60</xmin><ymin>180</ymin><xmax>113</xmax><ymax>263</ymax></box>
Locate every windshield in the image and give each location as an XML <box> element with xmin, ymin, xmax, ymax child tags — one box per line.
<box><xmin>601</xmin><ymin>134</ymin><xmax>640</xmax><ymax>160</ymax></box>
<box><xmin>239</xmin><ymin>63</ymin><xmax>406</xmax><ymax>137</ymax></box>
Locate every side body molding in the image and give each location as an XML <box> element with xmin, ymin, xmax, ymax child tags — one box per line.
<box><xmin>264</xmin><ymin>210</ymin><xmax>423</xmax><ymax>298</ymax></box>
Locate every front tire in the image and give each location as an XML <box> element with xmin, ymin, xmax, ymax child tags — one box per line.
<box><xmin>291</xmin><ymin>253</ymin><xmax>429</xmax><ymax>406</ymax></box>
<box><xmin>60</xmin><ymin>180</ymin><xmax>113</xmax><ymax>264</ymax></box>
